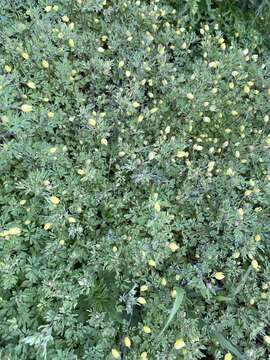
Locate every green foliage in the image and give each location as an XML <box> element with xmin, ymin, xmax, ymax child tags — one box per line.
<box><xmin>0</xmin><ymin>0</ymin><xmax>270</xmax><ymax>359</ymax></box>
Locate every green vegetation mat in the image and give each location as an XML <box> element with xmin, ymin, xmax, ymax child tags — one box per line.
<box><xmin>0</xmin><ymin>0</ymin><xmax>270</xmax><ymax>359</ymax></box>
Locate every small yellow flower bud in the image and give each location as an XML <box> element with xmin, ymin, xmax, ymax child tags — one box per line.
<box><xmin>50</xmin><ymin>196</ymin><xmax>60</xmax><ymax>205</ymax></box>
<box><xmin>124</xmin><ymin>336</ymin><xmax>131</xmax><ymax>348</ymax></box>
<box><xmin>42</xmin><ymin>60</ymin><xmax>49</xmax><ymax>68</ymax></box>
<box><xmin>174</xmin><ymin>338</ymin><xmax>186</xmax><ymax>350</ymax></box>
<box><xmin>137</xmin><ymin>297</ymin><xmax>146</xmax><ymax>305</ymax></box>
<box><xmin>44</xmin><ymin>223</ymin><xmax>52</xmax><ymax>230</ymax></box>
<box><xmin>214</xmin><ymin>272</ymin><xmax>225</xmax><ymax>280</ymax></box>
<box><xmin>88</xmin><ymin>118</ymin><xmax>96</xmax><ymax>127</ymax></box>
<box><xmin>148</xmin><ymin>259</ymin><xmax>156</xmax><ymax>267</ymax></box>
<box><xmin>154</xmin><ymin>202</ymin><xmax>160</xmax><ymax>212</ymax></box>
<box><xmin>118</xmin><ymin>60</ymin><xmax>125</xmax><ymax>68</ymax></box>
<box><xmin>186</xmin><ymin>93</ymin><xmax>194</xmax><ymax>100</ymax></box>
<box><xmin>8</xmin><ymin>227</ymin><xmax>21</xmax><ymax>236</ymax></box>
<box><xmin>169</xmin><ymin>243</ymin><xmax>179</xmax><ymax>252</ymax></box>
<box><xmin>140</xmin><ymin>285</ymin><xmax>148</xmax><ymax>292</ymax></box>
<box><xmin>68</xmin><ymin>39</ymin><xmax>75</xmax><ymax>48</ymax></box>
<box><xmin>111</xmin><ymin>348</ymin><xmax>121</xmax><ymax>359</ymax></box>
<box><xmin>101</xmin><ymin>138</ymin><xmax>108</xmax><ymax>145</ymax></box>
<box><xmin>21</xmin><ymin>104</ymin><xmax>33</xmax><ymax>112</ymax></box>
<box><xmin>143</xmin><ymin>326</ymin><xmax>151</xmax><ymax>334</ymax></box>
<box><xmin>27</xmin><ymin>81</ymin><xmax>36</xmax><ymax>89</ymax></box>
<box><xmin>264</xmin><ymin>335</ymin><xmax>270</xmax><ymax>344</ymax></box>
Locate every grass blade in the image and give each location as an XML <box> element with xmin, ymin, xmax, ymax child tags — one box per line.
<box><xmin>231</xmin><ymin>266</ymin><xmax>252</xmax><ymax>298</ymax></box>
<box><xmin>214</xmin><ymin>332</ymin><xmax>248</xmax><ymax>360</ymax></box>
<box><xmin>159</xmin><ymin>288</ymin><xmax>185</xmax><ymax>336</ymax></box>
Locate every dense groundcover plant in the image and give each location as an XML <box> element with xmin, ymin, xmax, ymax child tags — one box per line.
<box><xmin>0</xmin><ymin>0</ymin><xmax>270</xmax><ymax>359</ymax></box>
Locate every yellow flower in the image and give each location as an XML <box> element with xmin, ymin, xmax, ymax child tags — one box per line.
<box><xmin>77</xmin><ymin>169</ymin><xmax>85</xmax><ymax>175</ymax></box>
<box><xmin>68</xmin><ymin>39</ymin><xmax>75</xmax><ymax>48</ymax></box>
<box><xmin>148</xmin><ymin>259</ymin><xmax>156</xmax><ymax>267</ymax></box>
<box><xmin>132</xmin><ymin>101</ymin><xmax>140</xmax><ymax>108</ymax></box>
<box><xmin>88</xmin><ymin>118</ymin><xmax>96</xmax><ymax>127</ymax></box>
<box><xmin>118</xmin><ymin>60</ymin><xmax>125</xmax><ymax>68</ymax></box>
<box><xmin>59</xmin><ymin>240</ymin><xmax>65</xmax><ymax>245</ymax></box>
<box><xmin>140</xmin><ymin>285</ymin><xmax>148</xmax><ymax>292</ymax></box>
<box><xmin>233</xmin><ymin>251</ymin><xmax>240</xmax><ymax>259</ymax></box>
<box><xmin>224</xmin><ymin>353</ymin><xmax>233</xmax><ymax>360</ymax></box>
<box><xmin>8</xmin><ymin>227</ymin><xmax>21</xmax><ymax>236</ymax></box>
<box><xmin>268</xmin><ymin>88</ymin><xmax>270</xmax><ymax>96</ymax></box>
<box><xmin>42</xmin><ymin>60</ymin><xmax>49</xmax><ymax>69</ymax></box>
<box><xmin>50</xmin><ymin>196</ymin><xmax>60</xmax><ymax>205</ymax></box>
<box><xmin>220</xmin><ymin>42</ymin><xmax>226</xmax><ymax>51</ymax></box>
<box><xmin>255</xmin><ymin>234</ymin><xmax>261</xmax><ymax>242</ymax></box>
<box><xmin>22</xmin><ymin>52</ymin><xmax>29</xmax><ymax>60</ymax></box>
<box><xmin>137</xmin><ymin>297</ymin><xmax>146</xmax><ymax>305</ymax></box>
<box><xmin>44</xmin><ymin>223</ymin><xmax>52</xmax><ymax>230</ymax></box>
<box><xmin>231</xmin><ymin>110</ymin><xmax>238</xmax><ymax>116</ymax></box>
<box><xmin>143</xmin><ymin>326</ymin><xmax>151</xmax><ymax>334</ymax></box>
<box><xmin>101</xmin><ymin>138</ymin><xmax>108</xmax><ymax>145</ymax></box>
<box><xmin>0</xmin><ymin>231</ymin><xmax>9</xmax><ymax>237</ymax></box>
<box><xmin>264</xmin><ymin>335</ymin><xmax>270</xmax><ymax>344</ymax></box>
<box><xmin>154</xmin><ymin>202</ymin><xmax>160</xmax><ymax>212</ymax></box>
<box><xmin>68</xmin><ymin>217</ymin><xmax>76</xmax><ymax>224</ymax></box>
<box><xmin>21</xmin><ymin>104</ymin><xmax>33</xmax><ymax>112</ymax></box>
<box><xmin>214</xmin><ymin>272</ymin><xmax>225</xmax><ymax>280</ymax></box>
<box><xmin>149</xmin><ymin>107</ymin><xmax>158</xmax><ymax>114</ymax></box>
<box><xmin>140</xmin><ymin>352</ymin><xmax>148</xmax><ymax>360</ymax></box>
<box><xmin>27</xmin><ymin>81</ymin><xmax>36</xmax><ymax>89</ymax></box>
<box><xmin>124</xmin><ymin>336</ymin><xmax>131</xmax><ymax>348</ymax></box>
<box><xmin>20</xmin><ymin>200</ymin><xmax>26</xmax><ymax>205</ymax></box>
<box><xmin>111</xmin><ymin>348</ymin><xmax>121</xmax><ymax>359</ymax></box>
<box><xmin>125</xmin><ymin>70</ymin><xmax>131</xmax><ymax>77</ymax></box>
<box><xmin>186</xmin><ymin>93</ymin><xmax>194</xmax><ymax>100</ymax></box>
<box><xmin>169</xmin><ymin>242</ymin><xmax>179</xmax><ymax>252</ymax></box>
<box><xmin>62</xmin><ymin>15</ymin><xmax>70</xmax><ymax>23</ymax></box>
<box><xmin>174</xmin><ymin>338</ymin><xmax>186</xmax><ymax>350</ymax></box>
<box><xmin>53</xmin><ymin>5</ymin><xmax>59</xmax><ymax>11</ymax></box>
<box><xmin>244</xmin><ymin>85</ymin><xmax>250</xmax><ymax>94</ymax></box>
<box><xmin>138</xmin><ymin>114</ymin><xmax>144</xmax><ymax>122</ymax></box>
<box><xmin>48</xmin><ymin>112</ymin><xmax>54</xmax><ymax>118</ymax></box>
<box><xmin>171</xmin><ymin>289</ymin><xmax>177</xmax><ymax>298</ymax></box>
<box><xmin>45</xmin><ymin>5</ymin><xmax>52</xmax><ymax>12</ymax></box>
<box><xmin>4</xmin><ymin>65</ymin><xmax>12</xmax><ymax>72</ymax></box>
<box><xmin>251</xmin><ymin>259</ymin><xmax>260</xmax><ymax>271</ymax></box>
<box><xmin>161</xmin><ymin>277</ymin><xmax>167</xmax><ymax>286</ymax></box>
<box><xmin>176</xmin><ymin>150</ymin><xmax>187</xmax><ymax>158</ymax></box>
<box><xmin>226</xmin><ymin>168</ymin><xmax>235</xmax><ymax>176</ymax></box>
<box><xmin>50</xmin><ymin>147</ymin><xmax>57</xmax><ymax>154</ymax></box>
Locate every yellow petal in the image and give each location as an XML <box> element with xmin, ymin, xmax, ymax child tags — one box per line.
<box><xmin>124</xmin><ymin>336</ymin><xmax>131</xmax><ymax>348</ymax></box>
<box><xmin>143</xmin><ymin>326</ymin><xmax>151</xmax><ymax>334</ymax></box>
<box><xmin>169</xmin><ymin>243</ymin><xmax>179</xmax><ymax>252</ymax></box>
<box><xmin>8</xmin><ymin>227</ymin><xmax>21</xmax><ymax>236</ymax></box>
<box><xmin>214</xmin><ymin>272</ymin><xmax>225</xmax><ymax>280</ymax></box>
<box><xmin>174</xmin><ymin>338</ymin><xmax>186</xmax><ymax>350</ymax></box>
<box><xmin>154</xmin><ymin>202</ymin><xmax>160</xmax><ymax>212</ymax></box>
<box><xmin>50</xmin><ymin>196</ymin><xmax>60</xmax><ymax>205</ymax></box>
<box><xmin>21</xmin><ymin>104</ymin><xmax>33</xmax><ymax>112</ymax></box>
<box><xmin>137</xmin><ymin>297</ymin><xmax>146</xmax><ymax>305</ymax></box>
<box><xmin>111</xmin><ymin>348</ymin><xmax>121</xmax><ymax>359</ymax></box>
